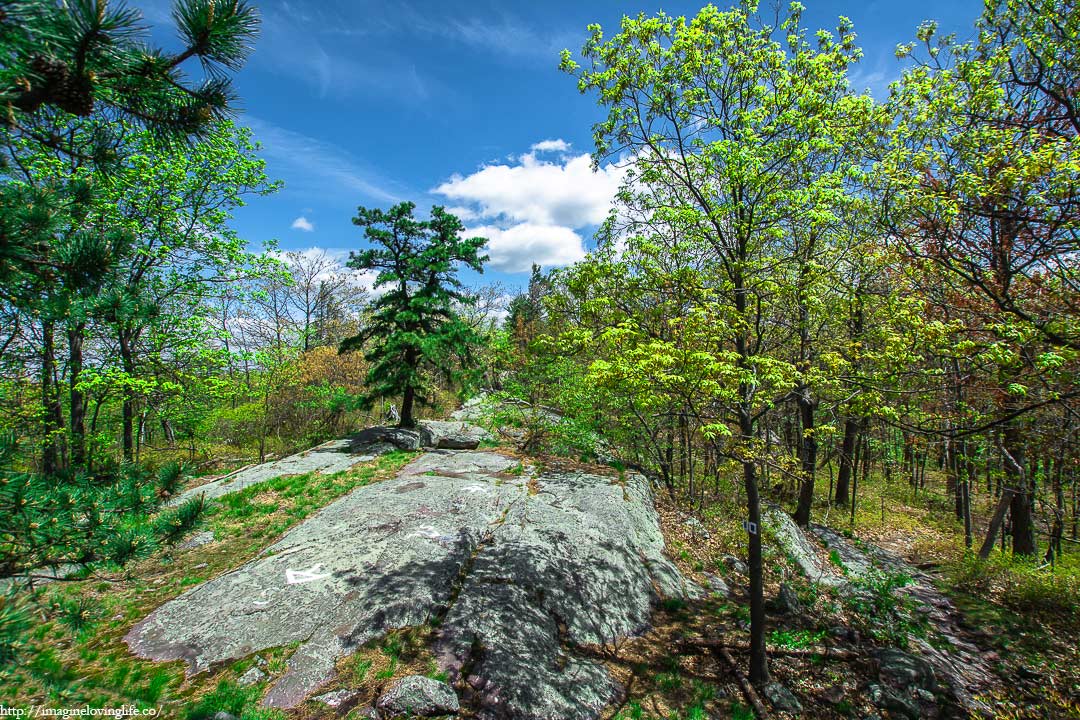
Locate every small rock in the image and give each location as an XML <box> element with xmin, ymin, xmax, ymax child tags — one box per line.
<box><xmin>237</xmin><ymin>666</ymin><xmax>266</xmax><ymax>687</ymax></box>
<box><xmin>212</xmin><ymin>713</ymin><xmax>237</xmax><ymax>720</ymax></box>
<box><xmin>916</xmin><ymin>688</ymin><xmax>936</xmax><ymax>702</ymax></box>
<box><xmin>762</xmin><ymin>681</ymin><xmax>803</xmax><ymax>713</ymax></box>
<box><xmin>822</xmin><ymin>684</ymin><xmax>845</xmax><ymax>704</ymax></box>
<box><xmin>684</xmin><ymin>516</ymin><xmax>711</xmax><ymax>540</ymax></box>
<box><xmin>722</xmin><ymin>554</ymin><xmax>749</xmax><ymax>575</ymax></box>
<box><xmin>193</xmin><ymin>563</ymin><xmax>208</xmax><ymax>570</ymax></box>
<box><xmin>702</xmin><ymin>573</ymin><xmax>731</xmax><ymax>597</ymax></box>
<box><xmin>254</xmin><ymin>654</ymin><xmax>267</xmax><ymax>668</ymax></box>
<box><xmin>178</xmin><ymin>530</ymin><xmax>215</xmax><ymax>550</ymax></box>
<box><xmin>868</xmin><ymin>683</ymin><xmax>920</xmax><ymax>720</ymax></box>
<box><xmin>829</xmin><ymin>625</ymin><xmax>858</xmax><ymax>643</ymax></box>
<box><xmin>1017</xmin><ymin>665</ymin><xmax>1041</xmax><ymax>681</ymax></box>
<box><xmin>313</xmin><ymin>688</ymin><xmax>358</xmax><ymax>707</ymax></box>
<box><xmin>768</xmin><ymin>583</ymin><xmax>802</xmax><ymax>615</ymax></box>
<box><xmin>376</xmin><ymin>675</ymin><xmax>460</xmax><ymax>716</ymax></box>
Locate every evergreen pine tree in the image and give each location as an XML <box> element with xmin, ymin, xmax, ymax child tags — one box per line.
<box><xmin>340</xmin><ymin>202</ymin><xmax>487</xmax><ymax>428</ymax></box>
<box><xmin>1</xmin><ymin>0</ymin><xmax>260</xmax><ymax>293</ymax></box>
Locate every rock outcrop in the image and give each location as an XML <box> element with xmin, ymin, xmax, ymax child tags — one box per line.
<box><xmin>126</xmin><ymin>449</ymin><xmax>692</xmax><ymax>719</ymax></box>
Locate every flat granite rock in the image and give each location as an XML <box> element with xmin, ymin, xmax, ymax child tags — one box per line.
<box><xmin>125</xmin><ymin>451</ymin><xmax>692</xmax><ymax>719</ymax></box>
<box><xmin>170</xmin><ymin>438</ymin><xmax>377</xmax><ymax>507</ymax></box>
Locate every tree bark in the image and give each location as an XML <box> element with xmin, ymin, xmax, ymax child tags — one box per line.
<box><xmin>67</xmin><ymin>323</ymin><xmax>87</xmax><ymax>468</ymax></box>
<box><xmin>979</xmin><ymin>486</ymin><xmax>1015</xmax><ymax>559</ymax></box>
<box><xmin>119</xmin><ymin>329</ymin><xmax>136</xmax><ymax>461</ymax></box>
<box><xmin>40</xmin><ymin>319</ymin><xmax>64</xmax><ymax>474</ymax></box>
<box><xmin>741</xmin><ymin>406</ymin><xmax>769</xmax><ymax>685</ymax></box>
<box><xmin>793</xmin><ymin>389</ymin><xmax>817</xmax><ymax>527</ymax></box>
<box><xmin>834</xmin><ymin>417</ymin><xmax>859</xmax><ymax>507</ymax></box>
<box><xmin>1003</xmin><ymin>422</ymin><xmax>1036</xmax><ymax>555</ymax></box>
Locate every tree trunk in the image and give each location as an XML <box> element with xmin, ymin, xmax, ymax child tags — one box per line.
<box><xmin>400</xmin><ymin>384</ymin><xmax>416</xmax><ymax>429</ymax></box>
<box><xmin>740</xmin><ymin>406</ymin><xmax>769</xmax><ymax>685</ymax></box>
<box><xmin>67</xmin><ymin>323</ymin><xmax>87</xmax><ymax>467</ymax></box>
<box><xmin>1047</xmin><ymin>454</ymin><xmax>1064</xmax><ymax>563</ymax></box>
<box><xmin>162</xmin><ymin>418</ymin><xmax>176</xmax><ymax>444</ymax></box>
<box><xmin>40</xmin><ymin>319</ymin><xmax>64</xmax><ymax>474</ymax></box>
<box><xmin>1071</xmin><ymin>470</ymin><xmax>1078</xmax><ymax>542</ymax></box>
<box><xmin>851</xmin><ymin>430</ymin><xmax>864</xmax><ymax>525</ymax></box>
<box><xmin>835</xmin><ymin>417</ymin><xmax>859</xmax><ymax>507</ymax></box>
<box><xmin>793</xmin><ymin>389</ymin><xmax>817</xmax><ymax>527</ymax></box>
<box><xmin>119</xmin><ymin>330</ymin><xmax>136</xmax><ymax>461</ymax></box>
<box><xmin>978</xmin><ymin>486</ymin><xmax>1015</xmax><ymax>559</ymax></box>
<box><xmin>1003</xmin><ymin>422</ymin><xmax>1036</xmax><ymax>556</ymax></box>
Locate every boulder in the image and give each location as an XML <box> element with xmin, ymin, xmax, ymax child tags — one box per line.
<box><xmin>450</xmin><ymin>394</ymin><xmax>488</xmax><ymax>422</ymax></box>
<box><xmin>380</xmin><ymin>428</ymin><xmax>424</xmax><ymax>451</ymax></box>
<box><xmin>702</xmin><ymin>573</ymin><xmax>731</xmax><ymax>598</ymax></box>
<box><xmin>437</xmin><ymin>434</ymin><xmax>480</xmax><ymax>450</ymax></box>
<box><xmin>877</xmin><ymin>648</ymin><xmax>937</xmax><ymax>692</ymax></box>
<box><xmin>683</xmin><ymin>516</ymin><xmax>710</xmax><ymax>540</ymax></box>
<box><xmin>419</xmin><ymin>420</ymin><xmax>492</xmax><ymax>450</ymax></box>
<box><xmin>767</xmin><ymin>583</ymin><xmax>802</xmax><ymax>615</ymax></box>
<box><xmin>762</xmin><ymin>681</ymin><xmax>803</xmax><ymax>714</ymax></box>
<box><xmin>376</xmin><ymin>675</ymin><xmax>459</xmax><ymax>716</ymax></box>
<box><xmin>828</xmin><ymin>625</ymin><xmax>859</xmax><ymax>643</ymax></box>
<box><xmin>763</xmin><ymin>507</ymin><xmax>843</xmax><ymax>587</ymax></box>
<box><xmin>126</xmin><ymin>453</ymin><xmax>693</xmax><ymax>718</ymax></box>
<box><xmin>868</xmin><ymin>683</ymin><xmax>921</xmax><ymax>720</ymax></box>
<box><xmin>821</xmin><ymin>685</ymin><xmax>845</xmax><ymax>705</ymax></box>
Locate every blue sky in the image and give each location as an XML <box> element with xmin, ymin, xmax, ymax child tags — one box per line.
<box><xmin>139</xmin><ymin>0</ymin><xmax>984</xmax><ymax>292</ymax></box>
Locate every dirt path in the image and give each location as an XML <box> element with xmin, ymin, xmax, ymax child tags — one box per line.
<box><xmin>811</xmin><ymin>525</ymin><xmax>998</xmax><ymax>717</ymax></box>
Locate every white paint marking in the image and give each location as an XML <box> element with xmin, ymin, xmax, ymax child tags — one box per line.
<box><xmin>286</xmin><ymin>564</ymin><xmax>331</xmax><ymax>585</ymax></box>
<box><xmin>463</xmin><ymin>485</ymin><xmax>489</xmax><ymax>495</ymax></box>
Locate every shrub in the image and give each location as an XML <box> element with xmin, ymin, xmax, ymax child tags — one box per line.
<box><xmin>0</xmin><ymin>459</ymin><xmax>203</xmax><ymax>575</ymax></box>
<box><xmin>152</xmin><ymin>496</ymin><xmax>206</xmax><ymax>544</ymax></box>
<box><xmin>951</xmin><ymin>552</ymin><xmax>1080</xmax><ymax>622</ymax></box>
<box><xmin>0</xmin><ymin>591</ymin><xmax>30</xmax><ymax>666</ymax></box>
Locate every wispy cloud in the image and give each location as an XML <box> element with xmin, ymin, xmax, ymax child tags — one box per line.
<box><xmin>393</xmin><ymin>3</ymin><xmax>576</xmax><ymax>64</ymax></box>
<box><xmin>245</xmin><ymin>116</ymin><xmax>405</xmax><ymax>204</ymax></box>
<box><xmin>251</xmin><ymin>1</ymin><xmax>433</xmax><ymax>102</ymax></box>
<box><xmin>848</xmin><ymin>51</ymin><xmax>903</xmax><ymax>100</ymax></box>
<box><xmin>531</xmin><ymin>139</ymin><xmax>571</xmax><ymax>154</ymax></box>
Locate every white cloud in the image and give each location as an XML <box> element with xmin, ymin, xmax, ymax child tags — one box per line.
<box><xmin>444</xmin><ymin>205</ymin><xmax>479</xmax><ymax>222</ymax></box>
<box><xmin>291</xmin><ymin>216</ymin><xmax>315</xmax><ymax>232</ymax></box>
<box><xmin>530</xmin><ymin>139</ymin><xmax>571</xmax><ymax>154</ymax></box>
<box><xmin>468</xmin><ymin>224</ymin><xmax>586</xmax><ymax>274</ymax></box>
<box><xmin>434</xmin><ymin>151</ymin><xmax>625</xmax><ymax>228</ymax></box>
<box><xmin>435</xmin><ymin>143</ymin><xmax>628</xmax><ymax>273</ymax></box>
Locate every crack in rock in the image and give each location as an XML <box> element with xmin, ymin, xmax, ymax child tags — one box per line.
<box><xmin>125</xmin><ymin>450</ymin><xmax>693</xmax><ymax>717</ymax></box>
